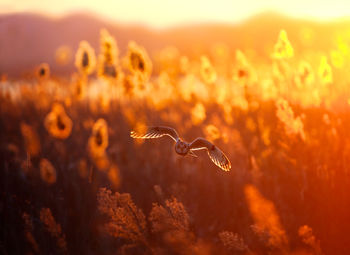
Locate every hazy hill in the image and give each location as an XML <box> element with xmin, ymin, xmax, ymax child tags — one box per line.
<box><xmin>0</xmin><ymin>12</ymin><xmax>348</xmax><ymax>77</ymax></box>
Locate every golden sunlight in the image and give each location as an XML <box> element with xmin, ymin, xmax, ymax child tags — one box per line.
<box><xmin>2</xmin><ymin>0</ymin><xmax>350</xmax><ymax>27</ymax></box>
<box><xmin>2</xmin><ymin>1</ymin><xmax>350</xmax><ymax>254</ymax></box>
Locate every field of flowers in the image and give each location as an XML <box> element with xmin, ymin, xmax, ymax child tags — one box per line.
<box><xmin>1</xmin><ymin>25</ymin><xmax>350</xmax><ymax>255</ymax></box>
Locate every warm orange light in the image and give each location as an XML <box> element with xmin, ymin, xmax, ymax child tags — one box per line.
<box><xmin>2</xmin><ymin>0</ymin><xmax>350</xmax><ymax>28</ymax></box>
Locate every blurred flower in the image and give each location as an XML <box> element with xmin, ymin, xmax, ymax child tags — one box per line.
<box><xmin>55</xmin><ymin>45</ymin><xmax>72</xmax><ymax>66</ymax></box>
<box><xmin>191</xmin><ymin>103</ymin><xmax>206</xmax><ymax>125</ymax></box>
<box><xmin>204</xmin><ymin>124</ymin><xmax>220</xmax><ymax>141</ymax></box>
<box><xmin>98</xmin><ymin>29</ymin><xmax>122</xmax><ymax>80</ymax></box>
<box><xmin>99</xmin><ymin>29</ymin><xmax>119</xmax><ymax>65</ymax></box>
<box><xmin>40</xmin><ymin>158</ymin><xmax>57</xmax><ymax>185</ymax></box>
<box><xmin>200</xmin><ymin>56</ymin><xmax>217</xmax><ymax>84</ymax></box>
<box><xmin>36</xmin><ymin>63</ymin><xmax>50</xmax><ymax>81</ymax></box>
<box><xmin>318</xmin><ymin>56</ymin><xmax>333</xmax><ymax>84</ymax></box>
<box><xmin>272</xmin><ymin>29</ymin><xmax>294</xmax><ymax>59</ymax></box>
<box><xmin>44</xmin><ymin>103</ymin><xmax>73</xmax><ymax>139</ymax></box>
<box><xmin>126</xmin><ymin>41</ymin><xmax>152</xmax><ymax>82</ymax></box>
<box><xmin>296</xmin><ymin>61</ymin><xmax>314</xmax><ymax>87</ymax></box>
<box><xmin>88</xmin><ymin>118</ymin><xmax>109</xmax><ymax>159</ymax></box>
<box><xmin>20</xmin><ymin>122</ymin><xmax>40</xmax><ymax>157</ymax></box>
<box><xmin>75</xmin><ymin>41</ymin><xmax>96</xmax><ymax>75</ymax></box>
<box><xmin>233</xmin><ymin>50</ymin><xmax>256</xmax><ymax>84</ymax></box>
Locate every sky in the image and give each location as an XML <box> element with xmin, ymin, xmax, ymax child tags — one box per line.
<box><xmin>1</xmin><ymin>0</ymin><xmax>350</xmax><ymax>28</ymax></box>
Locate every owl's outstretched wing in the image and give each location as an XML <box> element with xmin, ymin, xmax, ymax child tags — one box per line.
<box><xmin>130</xmin><ymin>126</ymin><xmax>179</xmax><ymax>142</ymax></box>
<box><xmin>189</xmin><ymin>137</ymin><xmax>231</xmax><ymax>171</ymax></box>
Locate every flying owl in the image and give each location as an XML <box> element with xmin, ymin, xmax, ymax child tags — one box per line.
<box><xmin>130</xmin><ymin>126</ymin><xmax>231</xmax><ymax>171</ymax></box>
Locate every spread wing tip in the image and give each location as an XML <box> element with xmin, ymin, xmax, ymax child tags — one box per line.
<box><xmin>222</xmin><ymin>157</ymin><xmax>231</xmax><ymax>171</ymax></box>
<box><xmin>209</xmin><ymin>148</ymin><xmax>231</xmax><ymax>172</ymax></box>
<box><xmin>221</xmin><ymin>162</ymin><xmax>231</xmax><ymax>171</ymax></box>
<box><xmin>130</xmin><ymin>130</ymin><xmax>141</xmax><ymax>138</ymax></box>
<box><xmin>130</xmin><ymin>126</ymin><xmax>178</xmax><ymax>141</ymax></box>
<box><xmin>218</xmin><ymin>162</ymin><xmax>231</xmax><ymax>171</ymax></box>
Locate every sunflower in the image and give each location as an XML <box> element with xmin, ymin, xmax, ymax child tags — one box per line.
<box><xmin>200</xmin><ymin>56</ymin><xmax>217</xmax><ymax>84</ymax></box>
<box><xmin>36</xmin><ymin>63</ymin><xmax>50</xmax><ymax>81</ymax></box>
<box><xmin>44</xmin><ymin>103</ymin><xmax>73</xmax><ymax>139</ymax></box>
<box><xmin>272</xmin><ymin>29</ymin><xmax>294</xmax><ymax>59</ymax></box>
<box><xmin>75</xmin><ymin>41</ymin><xmax>96</xmax><ymax>75</ymax></box>
<box><xmin>98</xmin><ymin>29</ymin><xmax>122</xmax><ymax>80</ymax></box>
<box><xmin>126</xmin><ymin>41</ymin><xmax>152</xmax><ymax>82</ymax></box>
<box><xmin>40</xmin><ymin>158</ymin><xmax>56</xmax><ymax>185</ymax></box>
<box><xmin>88</xmin><ymin>118</ymin><xmax>109</xmax><ymax>158</ymax></box>
<box><xmin>318</xmin><ymin>56</ymin><xmax>333</xmax><ymax>85</ymax></box>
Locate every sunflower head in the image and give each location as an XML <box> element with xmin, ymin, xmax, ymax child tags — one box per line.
<box><xmin>44</xmin><ymin>103</ymin><xmax>73</xmax><ymax>140</ymax></box>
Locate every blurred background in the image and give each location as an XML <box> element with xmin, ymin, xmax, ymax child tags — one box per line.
<box><xmin>2</xmin><ymin>1</ymin><xmax>350</xmax><ymax>255</ymax></box>
<box><xmin>1</xmin><ymin>0</ymin><xmax>350</xmax><ymax>77</ymax></box>
<box><xmin>2</xmin><ymin>0</ymin><xmax>350</xmax><ymax>27</ymax></box>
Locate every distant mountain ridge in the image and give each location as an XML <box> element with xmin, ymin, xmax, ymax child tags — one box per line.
<box><xmin>0</xmin><ymin>12</ymin><xmax>348</xmax><ymax>77</ymax></box>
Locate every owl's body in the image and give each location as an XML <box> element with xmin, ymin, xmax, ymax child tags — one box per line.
<box><xmin>130</xmin><ymin>126</ymin><xmax>231</xmax><ymax>171</ymax></box>
<box><xmin>174</xmin><ymin>139</ymin><xmax>190</xmax><ymax>156</ymax></box>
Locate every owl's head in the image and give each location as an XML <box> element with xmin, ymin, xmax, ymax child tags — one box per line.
<box><xmin>175</xmin><ymin>140</ymin><xmax>190</xmax><ymax>156</ymax></box>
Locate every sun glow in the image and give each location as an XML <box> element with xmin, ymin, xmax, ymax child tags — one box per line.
<box><xmin>1</xmin><ymin>0</ymin><xmax>350</xmax><ymax>28</ymax></box>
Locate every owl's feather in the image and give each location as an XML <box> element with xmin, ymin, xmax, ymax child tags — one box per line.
<box><xmin>130</xmin><ymin>126</ymin><xmax>179</xmax><ymax>142</ymax></box>
<box><xmin>189</xmin><ymin>138</ymin><xmax>231</xmax><ymax>171</ymax></box>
